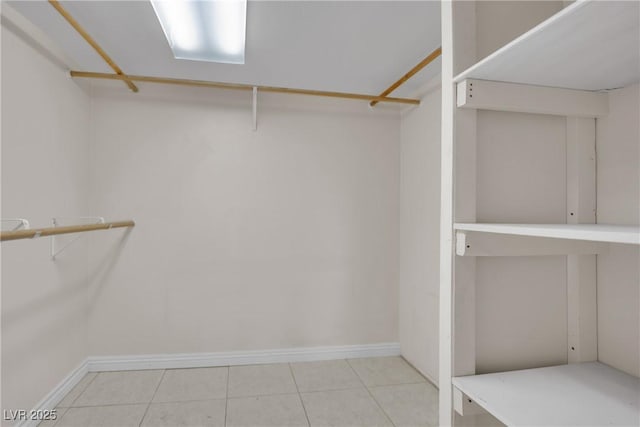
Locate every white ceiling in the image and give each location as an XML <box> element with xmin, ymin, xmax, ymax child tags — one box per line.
<box><xmin>8</xmin><ymin>1</ymin><xmax>441</xmax><ymax>98</ymax></box>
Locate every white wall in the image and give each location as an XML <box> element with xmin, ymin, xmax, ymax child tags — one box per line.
<box><xmin>1</xmin><ymin>24</ymin><xmax>90</xmax><ymax>422</ymax></box>
<box><xmin>86</xmin><ymin>84</ymin><xmax>401</xmax><ymax>356</ymax></box>
<box><xmin>596</xmin><ymin>83</ymin><xmax>640</xmax><ymax>377</ymax></box>
<box><xmin>473</xmin><ymin>1</ymin><xmax>567</xmax><ymax>374</ymax></box>
<box><xmin>475</xmin><ymin>1</ymin><xmax>563</xmax><ymax>60</ymax></box>
<box><xmin>399</xmin><ymin>86</ymin><xmax>441</xmax><ymax>384</ymax></box>
<box><xmin>475</xmin><ymin>111</ymin><xmax>568</xmax><ymax>373</ymax></box>
<box><xmin>1</xmin><ymin>8</ymin><xmax>404</xmax><ymax>413</ymax></box>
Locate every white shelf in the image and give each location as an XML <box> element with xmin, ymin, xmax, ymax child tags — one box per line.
<box><xmin>454</xmin><ymin>0</ymin><xmax>640</xmax><ymax>91</ymax></box>
<box><xmin>453</xmin><ymin>362</ymin><xmax>640</xmax><ymax>427</ymax></box>
<box><xmin>454</xmin><ymin>223</ymin><xmax>640</xmax><ymax>245</ymax></box>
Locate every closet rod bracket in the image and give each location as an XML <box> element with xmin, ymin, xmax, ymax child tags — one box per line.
<box><xmin>252</xmin><ymin>86</ymin><xmax>258</xmax><ymax>131</ymax></box>
<box><xmin>51</xmin><ymin>217</ymin><xmax>104</xmax><ymax>260</ymax></box>
<box><xmin>1</xmin><ymin>218</ymin><xmax>30</xmax><ymax>231</ymax></box>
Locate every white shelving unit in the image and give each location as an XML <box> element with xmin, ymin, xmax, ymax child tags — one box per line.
<box><xmin>453</xmin><ymin>362</ymin><xmax>640</xmax><ymax>427</ymax></box>
<box><xmin>440</xmin><ymin>1</ymin><xmax>640</xmax><ymax>425</ymax></box>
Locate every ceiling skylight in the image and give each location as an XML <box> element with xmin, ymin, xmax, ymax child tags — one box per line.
<box><xmin>150</xmin><ymin>0</ymin><xmax>247</xmax><ymax>64</ymax></box>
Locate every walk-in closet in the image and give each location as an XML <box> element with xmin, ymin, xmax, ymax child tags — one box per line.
<box><xmin>1</xmin><ymin>1</ymin><xmax>638</xmax><ymax>426</ymax></box>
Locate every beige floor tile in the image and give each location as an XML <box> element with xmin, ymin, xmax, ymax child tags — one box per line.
<box><xmin>54</xmin><ymin>404</ymin><xmax>147</xmax><ymax>427</ymax></box>
<box><xmin>300</xmin><ymin>388</ymin><xmax>392</xmax><ymax>427</ymax></box>
<box><xmin>36</xmin><ymin>407</ymin><xmax>67</xmax><ymax>427</ymax></box>
<box><xmin>152</xmin><ymin>367</ymin><xmax>227</xmax><ymax>402</ymax></box>
<box><xmin>370</xmin><ymin>382</ymin><xmax>439</xmax><ymax>427</ymax></box>
<box><xmin>141</xmin><ymin>399</ymin><xmax>226</xmax><ymax>427</ymax></box>
<box><xmin>58</xmin><ymin>373</ymin><xmax>98</xmax><ymax>407</ymax></box>
<box><xmin>228</xmin><ymin>364</ymin><xmax>297</xmax><ymax>397</ymax></box>
<box><xmin>227</xmin><ymin>394</ymin><xmax>309</xmax><ymax>427</ymax></box>
<box><xmin>348</xmin><ymin>357</ymin><xmax>425</xmax><ymax>387</ymax></box>
<box><xmin>72</xmin><ymin>370</ymin><xmax>164</xmax><ymax>406</ymax></box>
<box><xmin>290</xmin><ymin>360</ymin><xmax>362</xmax><ymax>392</ymax></box>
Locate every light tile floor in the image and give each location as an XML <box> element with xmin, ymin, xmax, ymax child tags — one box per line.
<box><xmin>40</xmin><ymin>356</ymin><xmax>438</xmax><ymax>427</ymax></box>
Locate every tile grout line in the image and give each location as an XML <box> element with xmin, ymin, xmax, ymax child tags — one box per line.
<box><xmin>367</xmin><ymin>382</ymin><xmax>439</xmax><ymax>427</ymax></box>
<box><xmin>346</xmin><ymin>357</ymin><xmax>429</xmax><ymax>388</ymax></box>
<box><xmin>138</xmin><ymin>369</ymin><xmax>166</xmax><ymax>427</ymax></box>
<box><xmin>65</xmin><ymin>403</ymin><xmax>160</xmax><ymax>410</ymax></box>
<box><xmin>287</xmin><ymin>363</ymin><xmax>311</xmax><ymax>427</ymax></box>
<box><xmin>346</xmin><ymin>358</ymin><xmax>397</xmax><ymax>427</ymax></box>
<box><xmin>224</xmin><ymin>366</ymin><xmax>230</xmax><ymax>427</ymax></box>
<box><xmin>295</xmin><ymin>385</ymin><xmax>367</xmax><ymax>395</ymax></box>
<box><xmin>363</xmin><ymin>384</ymin><xmax>397</xmax><ymax>427</ymax></box>
<box><xmin>345</xmin><ymin>358</ymin><xmax>367</xmax><ymax>388</ymax></box>
<box><xmin>368</xmin><ymin>380</ymin><xmax>430</xmax><ymax>389</ymax></box>
<box><xmin>62</xmin><ymin>372</ymin><xmax>100</xmax><ymax>409</ymax></box>
<box><xmin>65</xmin><ymin>398</ymin><xmax>226</xmax><ymax>409</ymax></box>
<box><xmin>47</xmin><ymin>406</ymin><xmax>68</xmax><ymax>427</ymax></box>
<box><xmin>60</xmin><ymin>380</ymin><xmax>426</xmax><ymax>405</ymax></box>
<box><xmin>227</xmin><ymin>390</ymin><xmax>309</xmax><ymax>400</ymax></box>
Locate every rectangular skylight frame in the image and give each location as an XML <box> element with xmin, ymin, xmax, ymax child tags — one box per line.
<box><xmin>150</xmin><ymin>0</ymin><xmax>247</xmax><ymax>65</ymax></box>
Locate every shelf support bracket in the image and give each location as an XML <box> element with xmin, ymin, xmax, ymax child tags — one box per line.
<box><xmin>457</xmin><ymin>79</ymin><xmax>609</xmax><ymax>117</ymax></box>
<box><xmin>453</xmin><ymin>387</ymin><xmax>486</xmax><ymax>417</ymax></box>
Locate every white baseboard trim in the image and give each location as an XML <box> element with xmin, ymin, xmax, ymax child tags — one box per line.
<box><xmin>15</xmin><ymin>360</ymin><xmax>88</xmax><ymax>427</ymax></box>
<box><xmin>87</xmin><ymin>342</ymin><xmax>401</xmax><ymax>372</ymax></box>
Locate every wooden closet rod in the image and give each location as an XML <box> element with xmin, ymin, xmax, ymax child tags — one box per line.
<box><xmin>0</xmin><ymin>220</ymin><xmax>135</xmax><ymax>242</ymax></box>
<box><xmin>48</xmin><ymin>0</ymin><xmax>138</xmax><ymax>93</ymax></box>
<box><xmin>370</xmin><ymin>47</ymin><xmax>442</xmax><ymax>107</ymax></box>
<box><xmin>69</xmin><ymin>71</ymin><xmax>421</xmax><ymax>105</ymax></box>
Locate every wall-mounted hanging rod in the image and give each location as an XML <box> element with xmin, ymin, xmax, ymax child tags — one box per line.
<box><xmin>69</xmin><ymin>71</ymin><xmax>421</xmax><ymax>105</ymax></box>
<box><xmin>0</xmin><ymin>220</ymin><xmax>135</xmax><ymax>242</ymax></box>
<box><xmin>370</xmin><ymin>46</ymin><xmax>442</xmax><ymax>107</ymax></box>
<box><xmin>48</xmin><ymin>0</ymin><xmax>138</xmax><ymax>93</ymax></box>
